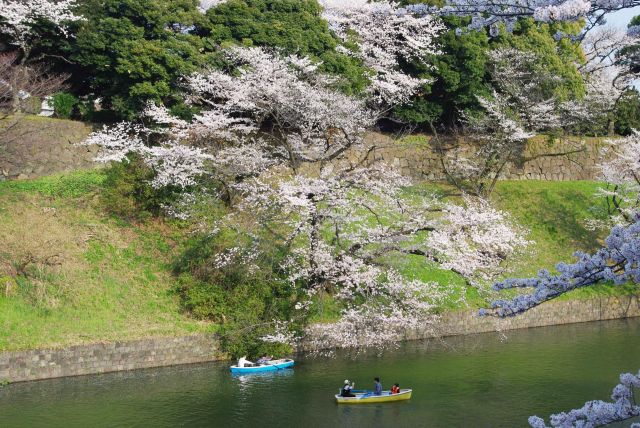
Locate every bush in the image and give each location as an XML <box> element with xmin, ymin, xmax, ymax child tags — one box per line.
<box><xmin>52</xmin><ymin>92</ymin><xmax>79</xmax><ymax>119</ymax></box>
<box><xmin>174</xmin><ymin>232</ymin><xmax>297</xmax><ymax>358</ymax></box>
<box><xmin>101</xmin><ymin>154</ymin><xmax>179</xmax><ymax>220</ymax></box>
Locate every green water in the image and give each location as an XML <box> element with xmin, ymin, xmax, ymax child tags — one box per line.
<box><xmin>1</xmin><ymin>319</ymin><xmax>639</xmax><ymax>427</ymax></box>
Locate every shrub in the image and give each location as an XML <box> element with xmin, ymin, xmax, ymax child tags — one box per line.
<box><xmin>174</xmin><ymin>233</ymin><xmax>297</xmax><ymax>357</ymax></box>
<box><xmin>100</xmin><ymin>154</ymin><xmax>179</xmax><ymax>220</ymax></box>
<box><xmin>52</xmin><ymin>92</ymin><xmax>79</xmax><ymax>119</ymax></box>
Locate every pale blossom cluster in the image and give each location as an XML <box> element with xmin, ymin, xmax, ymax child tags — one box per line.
<box><xmin>198</xmin><ymin>0</ymin><xmax>228</xmax><ymax>13</ymax></box>
<box><xmin>184</xmin><ymin>47</ymin><xmax>374</xmax><ymax>167</ymax></box>
<box><xmin>260</xmin><ymin>321</ymin><xmax>297</xmax><ymax>345</ymax></box>
<box><xmin>426</xmin><ymin>197</ymin><xmax>529</xmax><ymax>280</ymax></box>
<box><xmin>532</xmin><ymin>0</ymin><xmax>591</xmax><ymax>22</ymax></box>
<box><xmin>596</xmin><ymin>131</ymin><xmax>640</xmax><ymax>224</ymax></box>
<box><xmin>320</xmin><ymin>0</ymin><xmax>444</xmax><ymax>106</ymax></box>
<box><xmin>83</xmin><ymin>122</ymin><xmax>213</xmax><ymax>189</ymax></box>
<box><xmin>0</xmin><ymin>0</ymin><xmax>83</xmax><ymax>48</ymax></box>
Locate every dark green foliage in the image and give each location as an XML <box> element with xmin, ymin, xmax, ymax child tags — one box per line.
<box><xmin>70</xmin><ymin>0</ymin><xmax>215</xmax><ymax>119</ymax></box>
<box><xmin>395</xmin><ymin>16</ymin><xmax>491</xmax><ymax>128</ymax></box>
<box><xmin>101</xmin><ymin>154</ymin><xmax>179</xmax><ymax>220</ymax></box>
<box><xmin>619</xmin><ymin>15</ymin><xmax>640</xmax><ymax>76</ymax></box>
<box><xmin>201</xmin><ymin>0</ymin><xmax>369</xmax><ymax>93</ymax></box>
<box><xmin>174</xmin><ymin>231</ymin><xmax>297</xmax><ymax>357</ymax></box>
<box><xmin>394</xmin><ymin>1</ymin><xmax>585</xmax><ymax>129</ymax></box>
<box><xmin>614</xmin><ymin>89</ymin><xmax>640</xmax><ymax>136</ymax></box>
<box><xmin>51</xmin><ymin>92</ymin><xmax>79</xmax><ymax>119</ymax></box>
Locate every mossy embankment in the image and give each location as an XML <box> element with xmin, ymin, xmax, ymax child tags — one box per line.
<box><xmin>0</xmin><ymin>171</ymin><xmax>214</xmax><ymax>351</ymax></box>
<box><xmin>0</xmin><ymin>170</ymin><xmax>628</xmax><ymax>351</ymax></box>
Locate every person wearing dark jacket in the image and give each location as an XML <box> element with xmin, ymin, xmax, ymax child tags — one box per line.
<box><xmin>341</xmin><ymin>380</ymin><xmax>355</xmax><ymax>397</ymax></box>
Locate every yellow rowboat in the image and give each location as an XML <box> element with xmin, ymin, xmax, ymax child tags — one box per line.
<box><xmin>335</xmin><ymin>389</ymin><xmax>412</xmax><ymax>404</ymax></box>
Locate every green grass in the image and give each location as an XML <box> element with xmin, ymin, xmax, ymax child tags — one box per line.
<box><xmin>0</xmin><ymin>171</ymin><xmax>214</xmax><ymax>351</ymax></box>
<box><xmin>492</xmin><ymin>180</ymin><xmax>607</xmax><ymax>276</ymax></box>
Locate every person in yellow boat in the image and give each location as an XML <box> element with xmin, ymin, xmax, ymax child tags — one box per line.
<box><xmin>341</xmin><ymin>380</ymin><xmax>355</xmax><ymax>397</ymax></box>
<box><xmin>373</xmin><ymin>377</ymin><xmax>382</xmax><ymax>395</ymax></box>
<box><xmin>391</xmin><ymin>383</ymin><xmax>400</xmax><ymax>394</ymax></box>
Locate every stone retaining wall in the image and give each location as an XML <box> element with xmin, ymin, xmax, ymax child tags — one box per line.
<box><xmin>1</xmin><ymin>296</ymin><xmax>638</xmax><ymax>383</ymax></box>
<box><xmin>410</xmin><ymin>295</ymin><xmax>640</xmax><ymax>340</ymax></box>
<box><xmin>0</xmin><ymin>116</ymin><xmax>96</xmax><ymax>180</ymax></box>
<box><xmin>0</xmin><ymin>335</ymin><xmax>222</xmax><ymax>383</ymax></box>
<box><xmin>299</xmin><ymin>295</ymin><xmax>640</xmax><ymax>351</ymax></box>
<box><xmin>362</xmin><ymin>133</ymin><xmax>608</xmax><ymax>182</ymax></box>
<box><xmin>1</xmin><ymin>116</ymin><xmax>607</xmax><ymax>182</ymax></box>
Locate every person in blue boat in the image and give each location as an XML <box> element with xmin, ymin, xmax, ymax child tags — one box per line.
<box><xmin>256</xmin><ymin>354</ymin><xmax>273</xmax><ymax>365</ymax></box>
<box><xmin>341</xmin><ymin>380</ymin><xmax>355</xmax><ymax>397</ymax></box>
<box><xmin>373</xmin><ymin>377</ymin><xmax>382</xmax><ymax>395</ymax></box>
<box><xmin>237</xmin><ymin>356</ymin><xmax>254</xmax><ymax>368</ymax></box>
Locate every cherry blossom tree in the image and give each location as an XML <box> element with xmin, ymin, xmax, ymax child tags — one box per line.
<box><xmin>0</xmin><ymin>0</ymin><xmax>83</xmax><ymax>60</ymax></box>
<box><xmin>595</xmin><ymin>131</ymin><xmax>640</xmax><ymax>225</ymax></box>
<box><xmin>435</xmin><ymin>47</ymin><xmax>585</xmax><ymax>197</ymax></box>
<box><xmin>85</xmin><ymin>39</ymin><xmax>529</xmax><ymax>350</ymax></box>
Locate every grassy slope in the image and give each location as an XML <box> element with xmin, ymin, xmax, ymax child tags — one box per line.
<box><xmin>391</xmin><ymin>180</ymin><xmax>629</xmax><ymax>313</ymax></box>
<box><xmin>0</xmin><ymin>171</ymin><xmax>213</xmax><ymax>351</ymax></box>
<box><xmin>0</xmin><ymin>172</ymin><xmax>629</xmax><ymax>350</ymax></box>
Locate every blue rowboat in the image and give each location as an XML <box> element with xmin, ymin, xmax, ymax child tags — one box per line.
<box><xmin>229</xmin><ymin>358</ymin><xmax>295</xmax><ymax>374</ymax></box>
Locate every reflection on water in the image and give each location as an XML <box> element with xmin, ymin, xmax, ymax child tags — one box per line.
<box><xmin>0</xmin><ymin>319</ymin><xmax>639</xmax><ymax>427</ymax></box>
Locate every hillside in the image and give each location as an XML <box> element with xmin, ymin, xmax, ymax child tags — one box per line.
<box><xmin>0</xmin><ymin>171</ymin><xmax>214</xmax><ymax>351</ymax></box>
<box><xmin>0</xmin><ymin>169</ymin><xmax>624</xmax><ymax>351</ymax></box>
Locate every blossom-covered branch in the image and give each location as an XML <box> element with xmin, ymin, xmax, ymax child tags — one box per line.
<box><xmin>480</xmin><ymin>214</ymin><xmax>640</xmax><ymax>317</ymax></box>
<box><xmin>404</xmin><ymin>0</ymin><xmax>640</xmax><ymax>37</ymax></box>
<box><xmin>528</xmin><ymin>371</ymin><xmax>640</xmax><ymax>427</ymax></box>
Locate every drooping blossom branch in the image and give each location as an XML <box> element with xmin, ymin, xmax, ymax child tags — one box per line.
<box><xmin>480</xmin><ymin>214</ymin><xmax>640</xmax><ymax>317</ymax></box>
<box><xmin>528</xmin><ymin>370</ymin><xmax>640</xmax><ymax>428</ymax></box>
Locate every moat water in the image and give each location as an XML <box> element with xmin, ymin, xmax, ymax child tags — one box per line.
<box><xmin>1</xmin><ymin>318</ymin><xmax>639</xmax><ymax>427</ymax></box>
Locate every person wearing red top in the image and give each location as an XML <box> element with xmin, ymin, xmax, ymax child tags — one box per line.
<box><xmin>391</xmin><ymin>383</ymin><xmax>400</xmax><ymax>394</ymax></box>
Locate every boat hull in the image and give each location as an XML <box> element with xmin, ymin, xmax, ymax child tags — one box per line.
<box><xmin>229</xmin><ymin>359</ymin><xmax>295</xmax><ymax>374</ymax></box>
<box><xmin>335</xmin><ymin>389</ymin><xmax>412</xmax><ymax>404</ymax></box>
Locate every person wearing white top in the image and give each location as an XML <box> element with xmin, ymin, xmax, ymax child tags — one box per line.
<box><xmin>237</xmin><ymin>356</ymin><xmax>253</xmax><ymax>368</ymax></box>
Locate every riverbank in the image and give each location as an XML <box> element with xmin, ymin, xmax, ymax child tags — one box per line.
<box><xmin>2</xmin><ymin>295</ymin><xmax>638</xmax><ymax>383</ymax></box>
<box><xmin>3</xmin><ymin>318</ymin><xmax>639</xmax><ymax>427</ymax></box>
